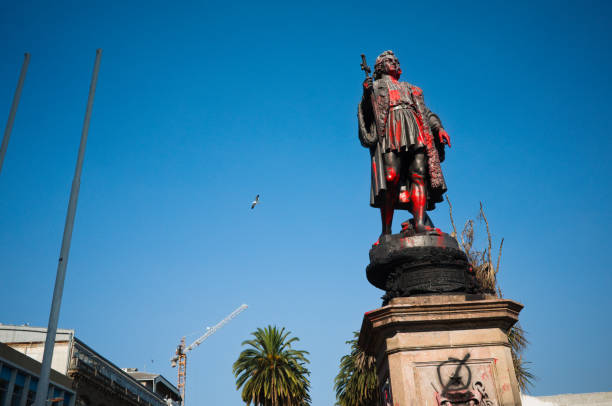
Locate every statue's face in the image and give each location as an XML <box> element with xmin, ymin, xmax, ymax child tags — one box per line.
<box><xmin>382</xmin><ymin>56</ymin><xmax>401</xmax><ymax>78</ymax></box>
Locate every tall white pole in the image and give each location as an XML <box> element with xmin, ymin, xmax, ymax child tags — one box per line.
<box><xmin>34</xmin><ymin>49</ymin><xmax>102</xmax><ymax>406</ymax></box>
<box><xmin>0</xmin><ymin>52</ymin><xmax>30</xmax><ymax>176</ymax></box>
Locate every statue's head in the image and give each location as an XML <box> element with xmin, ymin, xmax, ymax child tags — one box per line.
<box><xmin>374</xmin><ymin>50</ymin><xmax>402</xmax><ymax>80</ymax></box>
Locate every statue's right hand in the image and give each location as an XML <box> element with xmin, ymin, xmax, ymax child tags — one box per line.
<box><xmin>363</xmin><ymin>77</ymin><xmax>373</xmax><ymax>91</ymax></box>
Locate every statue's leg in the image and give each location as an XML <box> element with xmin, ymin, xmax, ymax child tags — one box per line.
<box><xmin>409</xmin><ymin>150</ymin><xmax>428</xmax><ymax>233</ymax></box>
<box><xmin>380</xmin><ymin>152</ymin><xmax>401</xmax><ymax>236</ymax></box>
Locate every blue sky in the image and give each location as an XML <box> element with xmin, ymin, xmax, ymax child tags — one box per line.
<box><xmin>1</xmin><ymin>0</ymin><xmax>611</xmax><ymax>404</ymax></box>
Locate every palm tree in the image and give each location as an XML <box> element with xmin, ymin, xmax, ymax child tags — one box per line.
<box><xmin>334</xmin><ymin>332</ymin><xmax>379</xmax><ymax>406</ymax></box>
<box><xmin>233</xmin><ymin>325</ymin><xmax>311</xmax><ymax>406</ymax></box>
<box><xmin>507</xmin><ymin>323</ymin><xmax>535</xmax><ymax>391</ymax></box>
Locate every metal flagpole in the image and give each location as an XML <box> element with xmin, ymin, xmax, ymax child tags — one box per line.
<box><xmin>0</xmin><ymin>52</ymin><xmax>30</xmax><ymax>176</ymax></box>
<box><xmin>33</xmin><ymin>49</ymin><xmax>102</xmax><ymax>406</ymax></box>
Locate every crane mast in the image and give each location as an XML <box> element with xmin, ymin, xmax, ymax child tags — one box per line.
<box><xmin>171</xmin><ymin>304</ymin><xmax>248</xmax><ymax>405</ymax></box>
<box><xmin>175</xmin><ymin>338</ymin><xmax>186</xmax><ymax>403</ymax></box>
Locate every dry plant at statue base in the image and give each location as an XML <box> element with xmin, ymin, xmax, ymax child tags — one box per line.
<box><xmin>447</xmin><ymin>199</ymin><xmax>503</xmax><ymax>296</ymax></box>
<box><xmin>446</xmin><ymin>196</ymin><xmax>535</xmax><ymax>392</ymax></box>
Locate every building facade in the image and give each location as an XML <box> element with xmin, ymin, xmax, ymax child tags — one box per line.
<box><xmin>122</xmin><ymin>369</ymin><xmax>180</xmax><ymax>404</ymax></box>
<box><xmin>0</xmin><ymin>326</ymin><xmax>180</xmax><ymax>406</ymax></box>
<box><xmin>0</xmin><ymin>342</ymin><xmax>76</xmax><ymax>406</ymax></box>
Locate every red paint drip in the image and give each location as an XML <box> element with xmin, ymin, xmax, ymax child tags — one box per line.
<box><xmin>395</xmin><ymin>115</ymin><xmax>401</xmax><ymax>146</ymax></box>
<box><xmin>411</xmin><ymin>173</ymin><xmax>425</xmax><ymax>186</ymax></box>
<box><xmin>411</xmin><ymin>193</ymin><xmax>425</xmax><ymax>212</ymax></box>
<box><xmin>410</xmin><ymin>175</ymin><xmax>426</xmax><ymax>219</ymax></box>
<box><xmin>372</xmin><ymin>159</ymin><xmax>378</xmax><ymax>182</ymax></box>
<box><xmin>389</xmin><ymin>89</ymin><xmax>400</xmax><ymax>104</ymax></box>
<box><xmin>413</xmin><ymin>109</ymin><xmax>432</xmax><ymax>148</ymax></box>
<box><xmin>404</xmin><ymin>237</ymin><xmax>414</xmax><ymax>247</ymax></box>
<box><xmin>385</xmin><ymin>167</ymin><xmax>398</xmax><ymax>183</ymax></box>
<box><xmin>436</xmin><ymin>228</ymin><xmax>444</xmax><ymax>245</ymax></box>
<box><xmin>411</xmin><ymin>189</ymin><xmax>425</xmax><ymax>208</ymax></box>
<box><xmin>388</xmin><ymin>114</ymin><xmax>395</xmax><ymax>149</ymax></box>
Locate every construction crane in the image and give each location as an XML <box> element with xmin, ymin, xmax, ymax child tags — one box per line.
<box><xmin>171</xmin><ymin>304</ymin><xmax>248</xmax><ymax>405</ymax></box>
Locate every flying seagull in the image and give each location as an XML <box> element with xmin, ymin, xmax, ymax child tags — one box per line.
<box><xmin>251</xmin><ymin>194</ymin><xmax>260</xmax><ymax>209</ymax></box>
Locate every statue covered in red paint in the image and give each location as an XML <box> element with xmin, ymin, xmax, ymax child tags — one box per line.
<box><xmin>358</xmin><ymin>50</ymin><xmax>450</xmax><ymax>240</ymax></box>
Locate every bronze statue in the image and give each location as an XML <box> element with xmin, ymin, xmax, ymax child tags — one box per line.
<box><xmin>358</xmin><ymin>50</ymin><xmax>451</xmax><ymax>240</ymax></box>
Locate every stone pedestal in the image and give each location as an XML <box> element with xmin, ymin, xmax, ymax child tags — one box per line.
<box><xmin>359</xmin><ymin>294</ymin><xmax>524</xmax><ymax>406</ymax></box>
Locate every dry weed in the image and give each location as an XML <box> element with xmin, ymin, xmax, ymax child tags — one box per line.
<box><xmin>446</xmin><ymin>196</ymin><xmax>534</xmax><ymax>392</ymax></box>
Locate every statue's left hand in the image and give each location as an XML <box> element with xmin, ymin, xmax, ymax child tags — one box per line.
<box><xmin>439</xmin><ymin>129</ymin><xmax>451</xmax><ymax>148</ymax></box>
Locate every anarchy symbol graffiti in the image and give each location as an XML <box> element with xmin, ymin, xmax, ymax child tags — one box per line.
<box><xmin>437</xmin><ymin>353</ymin><xmax>472</xmax><ymax>393</ymax></box>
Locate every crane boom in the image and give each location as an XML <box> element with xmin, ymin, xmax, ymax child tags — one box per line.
<box><xmin>171</xmin><ymin>304</ymin><xmax>248</xmax><ymax>406</ymax></box>
<box><xmin>185</xmin><ymin>304</ymin><xmax>248</xmax><ymax>352</ymax></box>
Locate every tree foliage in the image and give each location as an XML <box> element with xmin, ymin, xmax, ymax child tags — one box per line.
<box><xmin>508</xmin><ymin>323</ymin><xmax>536</xmax><ymax>391</ymax></box>
<box><xmin>334</xmin><ymin>332</ymin><xmax>379</xmax><ymax>406</ymax></box>
<box><xmin>233</xmin><ymin>325</ymin><xmax>311</xmax><ymax>406</ymax></box>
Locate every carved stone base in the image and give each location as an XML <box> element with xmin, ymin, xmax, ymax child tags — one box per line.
<box><xmin>367</xmin><ymin>232</ymin><xmax>485</xmax><ymax>304</ymax></box>
<box><xmin>359</xmin><ymin>295</ymin><xmax>524</xmax><ymax>406</ymax></box>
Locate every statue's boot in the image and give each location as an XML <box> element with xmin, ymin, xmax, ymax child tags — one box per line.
<box><xmin>374</xmin><ymin>206</ymin><xmax>393</xmax><ymax>245</ymax></box>
<box><xmin>380</xmin><ymin>194</ymin><xmax>395</xmax><ymax>237</ymax></box>
<box><xmin>379</xmin><ymin>165</ymin><xmax>401</xmax><ymax>238</ymax></box>
<box><xmin>401</xmin><ymin>214</ymin><xmax>435</xmax><ymax>233</ymax></box>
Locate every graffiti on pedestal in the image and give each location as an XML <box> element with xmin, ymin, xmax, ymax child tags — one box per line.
<box><xmin>431</xmin><ymin>354</ymin><xmax>496</xmax><ymax>406</ymax></box>
<box><xmin>381</xmin><ymin>376</ymin><xmax>393</xmax><ymax>406</ymax></box>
